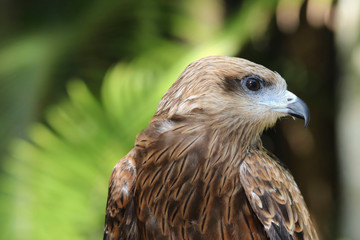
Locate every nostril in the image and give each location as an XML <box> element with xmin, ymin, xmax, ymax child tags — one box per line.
<box><xmin>287</xmin><ymin>98</ymin><xmax>293</xmax><ymax>102</ymax></box>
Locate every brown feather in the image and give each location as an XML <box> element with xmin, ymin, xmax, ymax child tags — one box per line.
<box><xmin>104</xmin><ymin>149</ymin><xmax>139</xmax><ymax>240</ymax></box>
<box><xmin>103</xmin><ymin>56</ymin><xmax>319</xmax><ymax>240</ymax></box>
<box><xmin>240</xmin><ymin>148</ymin><xmax>318</xmax><ymax>239</ymax></box>
<box><xmin>132</xmin><ymin>118</ymin><xmax>268</xmax><ymax>239</ymax></box>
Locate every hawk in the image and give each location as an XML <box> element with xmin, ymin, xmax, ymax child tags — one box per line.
<box><xmin>103</xmin><ymin>56</ymin><xmax>319</xmax><ymax>240</ymax></box>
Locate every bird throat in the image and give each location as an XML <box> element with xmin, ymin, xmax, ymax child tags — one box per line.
<box><xmin>149</xmin><ymin>115</ymin><xmax>264</xmax><ymax>170</ymax></box>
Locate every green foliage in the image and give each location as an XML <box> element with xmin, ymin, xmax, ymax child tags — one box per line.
<box><xmin>0</xmin><ymin>0</ymin><xmax>278</xmax><ymax>239</ymax></box>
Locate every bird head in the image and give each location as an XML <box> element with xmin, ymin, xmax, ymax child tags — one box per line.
<box><xmin>157</xmin><ymin>56</ymin><xmax>309</xmax><ymax>141</ymax></box>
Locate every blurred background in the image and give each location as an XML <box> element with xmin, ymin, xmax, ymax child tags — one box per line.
<box><xmin>0</xmin><ymin>0</ymin><xmax>359</xmax><ymax>239</ymax></box>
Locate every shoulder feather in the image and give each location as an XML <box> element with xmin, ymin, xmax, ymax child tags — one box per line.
<box><xmin>104</xmin><ymin>149</ymin><xmax>139</xmax><ymax>240</ymax></box>
<box><xmin>239</xmin><ymin>150</ymin><xmax>318</xmax><ymax>240</ymax></box>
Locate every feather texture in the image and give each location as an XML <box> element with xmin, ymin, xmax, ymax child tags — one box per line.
<box><xmin>240</xmin><ymin>149</ymin><xmax>318</xmax><ymax>239</ymax></box>
<box><xmin>103</xmin><ymin>56</ymin><xmax>319</xmax><ymax>240</ymax></box>
<box><xmin>104</xmin><ymin>150</ymin><xmax>139</xmax><ymax>240</ymax></box>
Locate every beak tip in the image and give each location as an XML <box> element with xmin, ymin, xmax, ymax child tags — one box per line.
<box><xmin>286</xmin><ymin>96</ymin><xmax>310</xmax><ymax>128</ymax></box>
<box><xmin>303</xmin><ymin>107</ymin><xmax>310</xmax><ymax>128</ymax></box>
<box><xmin>304</xmin><ymin>117</ymin><xmax>309</xmax><ymax>128</ymax></box>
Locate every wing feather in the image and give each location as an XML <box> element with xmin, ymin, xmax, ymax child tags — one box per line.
<box><xmin>104</xmin><ymin>149</ymin><xmax>139</xmax><ymax>240</ymax></box>
<box><xmin>239</xmin><ymin>150</ymin><xmax>318</xmax><ymax>240</ymax></box>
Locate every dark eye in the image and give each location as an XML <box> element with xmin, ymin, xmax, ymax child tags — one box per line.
<box><xmin>245</xmin><ymin>77</ymin><xmax>261</xmax><ymax>91</ymax></box>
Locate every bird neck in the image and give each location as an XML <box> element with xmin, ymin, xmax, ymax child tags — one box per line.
<box><xmin>158</xmin><ymin>113</ymin><xmax>264</xmax><ymax>150</ymax></box>
<box><xmin>207</xmin><ymin>115</ymin><xmax>264</xmax><ymax>149</ymax></box>
<box><xmin>144</xmin><ymin>115</ymin><xmax>265</xmax><ymax>174</ymax></box>
<box><xmin>176</xmin><ymin>114</ymin><xmax>264</xmax><ymax>166</ymax></box>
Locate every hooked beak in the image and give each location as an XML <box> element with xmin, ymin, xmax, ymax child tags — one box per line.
<box><xmin>286</xmin><ymin>96</ymin><xmax>310</xmax><ymax>127</ymax></box>
<box><xmin>271</xmin><ymin>91</ymin><xmax>310</xmax><ymax>127</ymax></box>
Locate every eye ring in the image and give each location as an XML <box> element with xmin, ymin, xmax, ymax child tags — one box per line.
<box><xmin>244</xmin><ymin>76</ymin><xmax>262</xmax><ymax>91</ymax></box>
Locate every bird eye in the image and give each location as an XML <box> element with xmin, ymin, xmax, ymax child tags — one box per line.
<box><xmin>245</xmin><ymin>77</ymin><xmax>261</xmax><ymax>91</ymax></box>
